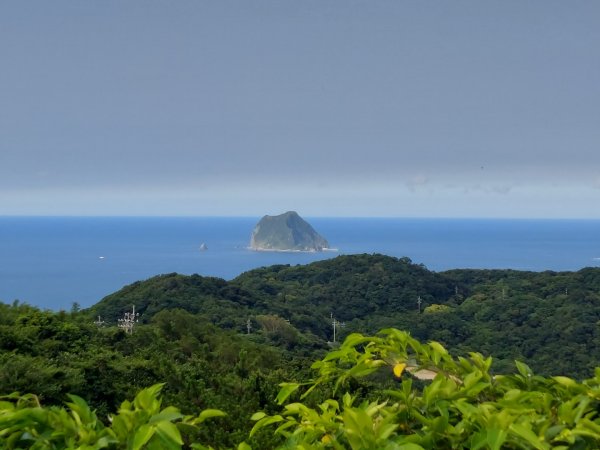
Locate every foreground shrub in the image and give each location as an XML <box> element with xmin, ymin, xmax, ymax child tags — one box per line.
<box><xmin>0</xmin><ymin>383</ymin><xmax>224</xmax><ymax>449</ymax></box>
<box><xmin>251</xmin><ymin>329</ymin><xmax>600</xmax><ymax>449</ymax></box>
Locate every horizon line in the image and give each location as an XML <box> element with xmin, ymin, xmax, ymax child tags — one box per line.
<box><xmin>1</xmin><ymin>214</ymin><xmax>600</xmax><ymax>221</ymax></box>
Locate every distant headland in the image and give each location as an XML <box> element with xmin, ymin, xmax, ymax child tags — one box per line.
<box><xmin>250</xmin><ymin>211</ymin><xmax>330</xmax><ymax>252</ymax></box>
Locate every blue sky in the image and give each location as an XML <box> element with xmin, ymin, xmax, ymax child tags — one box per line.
<box><xmin>1</xmin><ymin>1</ymin><xmax>599</xmax><ymax>217</ymax></box>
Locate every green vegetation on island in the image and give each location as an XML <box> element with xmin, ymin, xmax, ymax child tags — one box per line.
<box><xmin>249</xmin><ymin>211</ymin><xmax>329</xmax><ymax>251</ymax></box>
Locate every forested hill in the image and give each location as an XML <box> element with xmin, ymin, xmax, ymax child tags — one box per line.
<box><xmin>89</xmin><ymin>254</ymin><xmax>455</xmax><ymax>336</ymax></box>
<box><xmin>88</xmin><ymin>253</ymin><xmax>600</xmax><ymax>377</ymax></box>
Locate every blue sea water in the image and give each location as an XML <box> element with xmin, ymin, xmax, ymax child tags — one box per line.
<box><xmin>1</xmin><ymin>217</ymin><xmax>599</xmax><ymax>310</ymax></box>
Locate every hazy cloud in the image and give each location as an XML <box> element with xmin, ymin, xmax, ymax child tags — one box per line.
<box><xmin>0</xmin><ymin>1</ymin><xmax>599</xmax><ymax>216</ymax></box>
<box><xmin>405</xmin><ymin>175</ymin><xmax>430</xmax><ymax>192</ymax></box>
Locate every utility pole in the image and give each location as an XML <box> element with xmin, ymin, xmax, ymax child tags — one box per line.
<box><xmin>118</xmin><ymin>305</ymin><xmax>139</xmax><ymax>334</ymax></box>
<box><xmin>246</xmin><ymin>318</ymin><xmax>252</xmax><ymax>335</ymax></box>
<box><xmin>93</xmin><ymin>315</ymin><xmax>105</xmax><ymax>327</ymax></box>
<box><xmin>417</xmin><ymin>296</ymin><xmax>422</xmax><ymax>313</ymax></box>
<box><xmin>331</xmin><ymin>313</ymin><xmax>346</xmax><ymax>343</ymax></box>
<box><xmin>333</xmin><ymin>317</ymin><xmax>337</xmax><ymax>343</ymax></box>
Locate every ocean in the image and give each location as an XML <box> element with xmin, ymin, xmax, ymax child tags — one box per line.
<box><xmin>1</xmin><ymin>216</ymin><xmax>599</xmax><ymax>311</ymax></box>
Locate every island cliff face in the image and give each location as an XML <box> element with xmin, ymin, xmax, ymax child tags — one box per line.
<box><xmin>250</xmin><ymin>211</ymin><xmax>329</xmax><ymax>252</ymax></box>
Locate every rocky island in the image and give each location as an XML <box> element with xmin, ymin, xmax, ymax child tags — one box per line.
<box><xmin>250</xmin><ymin>211</ymin><xmax>329</xmax><ymax>252</ymax></box>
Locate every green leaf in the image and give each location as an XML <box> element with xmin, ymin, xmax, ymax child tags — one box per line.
<box><xmin>155</xmin><ymin>421</ymin><xmax>183</xmax><ymax>449</ymax></box>
<box><xmin>274</xmin><ymin>419</ymin><xmax>297</xmax><ymax>435</ymax></box>
<box><xmin>510</xmin><ymin>423</ymin><xmax>549</xmax><ymax>450</ymax></box>
<box><xmin>276</xmin><ymin>383</ymin><xmax>300</xmax><ymax>405</ymax></box>
<box><xmin>196</xmin><ymin>409</ymin><xmax>227</xmax><ymax>423</ymax></box>
<box><xmin>345</xmin><ymin>360</ymin><xmax>383</xmax><ymax>379</ymax></box>
<box><xmin>132</xmin><ymin>424</ymin><xmax>155</xmax><ymax>450</ymax></box>
<box><xmin>0</xmin><ymin>401</ymin><xmax>15</xmax><ymax>411</ymax></box>
<box><xmin>486</xmin><ymin>427</ymin><xmax>507</xmax><ymax>450</ymax></box>
<box><xmin>515</xmin><ymin>361</ymin><xmax>533</xmax><ymax>378</ymax></box>
<box><xmin>250</xmin><ymin>412</ymin><xmax>267</xmax><ymax>421</ymax></box>
<box><xmin>343</xmin><ymin>392</ymin><xmax>354</xmax><ymax>408</ymax></box>
<box><xmin>377</xmin><ymin>422</ymin><xmax>399</xmax><ymax>440</ymax></box>
<box><xmin>285</xmin><ymin>402</ymin><xmax>310</xmax><ymax>415</ymax></box>
<box><xmin>133</xmin><ymin>384</ymin><xmax>164</xmax><ymax>412</ymax></box>
<box><xmin>429</xmin><ymin>341</ymin><xmax>448</xmax><ymax>356</ymax></box>
<box><xmin>553</xmin><ymin>376</ymin><xmax>578</xmax><ymax>389</ymax></box>
<box><xmin>149</xmin><ymin>407</ymin><xmax>183</xmax><ymax>424</ymax></box>
<box><xmin>249</xmin><ymin>415</ymin><xmax>284</xmax><ymax>437</ymax></box>
<box><xmin>323</xmin><ymin>349</ymin><xmax>351</xmax><ymax>362</ymax></box>
<box><xmin>470</xmin><ymin>429</ymin><xmax>488</xmax><ymax>450</ymax></box>
<box><xmin>341</xmin><ymin>333</ymin><xmax>370</xmax><ymax>348</ymax></box>
<box><xmin>66</xmin><ymin>394</ymin><xmax>93</xmax><ymax>419</ymax></box>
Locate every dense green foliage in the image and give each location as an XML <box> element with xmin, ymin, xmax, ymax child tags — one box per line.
<box><xmin>5</xmin><ymin>330</ymin><xmax>600</xmax><ymax>449</ymax></box>
<box><xmin>0</xmin><ymin>302</ymin><xmax>300</xmax><ymax>448</ymax></box>
<box><xmin>2</xmin><ymin>254</ymin><xmax>600</xmax><ymax>448</ymax></box>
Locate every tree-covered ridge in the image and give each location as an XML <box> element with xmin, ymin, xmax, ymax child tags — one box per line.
<box><xmin>89</xmin><ymin>255</ymin><xmax>455</xmax><ymax>338</ymax></box>
<box><xmin>88</xmin><ymin>254</ymin><xmax>600</xmax><ymax>377</ymax></box>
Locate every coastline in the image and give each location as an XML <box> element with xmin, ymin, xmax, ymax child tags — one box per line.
<box><xmin>247</xmin><ymin>246</ymin><xmax>339</xmax><ymax>253</ymax></box>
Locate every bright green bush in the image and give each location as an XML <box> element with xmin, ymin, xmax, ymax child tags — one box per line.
<box><xmin>250</xmin><ymin>329</ymin><xmax>600</xmax><ymax>449</ymax></box>
<box><xmin>0</xmin><ymin>384</ymin><xmax>224</xmax><ymax>449</ymax></box>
